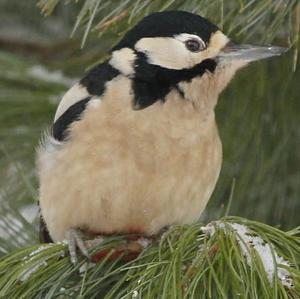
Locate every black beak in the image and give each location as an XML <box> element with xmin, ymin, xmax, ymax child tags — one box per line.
<box><xmin>218</xmin><ymin>41</ymin><xmax>289</xmax><ymax>62</ymax></box>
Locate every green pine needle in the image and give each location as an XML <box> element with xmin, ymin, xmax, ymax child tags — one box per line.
<box><xmin>37</xmin><ymin>0</ymin><xmax>299</xmax><ymax>48</ymax></box>
<box><xmin>0</xmin><ymin>217</ymin><xmax>299</xmax><ymax>298</ymax></box>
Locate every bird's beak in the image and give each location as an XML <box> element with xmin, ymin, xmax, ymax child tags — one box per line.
<box><xmin>217</xmin><ymin>41</ymin><xmax>289</xmax><ymax>63</ymax></box>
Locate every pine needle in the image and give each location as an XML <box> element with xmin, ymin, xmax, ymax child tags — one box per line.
<box><xmin>37</xmin><ymin>0</ymin><xmax>299</xmax><ymax>48</ymax></box>
<box><xmin>0</xmin><ymin>217</ymin><xmax>299</xmax><ymax>298</ymax></box>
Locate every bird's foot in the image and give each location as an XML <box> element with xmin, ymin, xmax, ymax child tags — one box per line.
<box><xmin>91</xmin><ymin>236</ymin><xmax>152</xmax><ymax>263</ymax></box>
<box><xmin>66</xmin><ymin>228</ymin><xmax>90</xmax><ymax>264</ymax></box>
<box><xmin>65</xmin><ymin>230</ymin><xmax>157</xmax><ymax>264</ymax></box>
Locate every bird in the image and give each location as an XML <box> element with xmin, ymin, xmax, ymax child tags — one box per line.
<box><xmin>37</xmin><ymin>10</ymin><xmax>287</xmax><ymax>262</ymax></box>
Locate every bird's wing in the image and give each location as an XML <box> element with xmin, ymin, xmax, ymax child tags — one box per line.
<box><xmin>51</xmin><ymin>80</ymin><xmax>94</xmax><ymax>141</ymax></box>
<box><xmin>52</xmin><ymin>61</ymin><xmax>119</xmax><ymax>141</ymax></box>
<box><xmin>52</xmin><ymin>96</ymin><xmax>91</xmax><ymax>141</ymax></box>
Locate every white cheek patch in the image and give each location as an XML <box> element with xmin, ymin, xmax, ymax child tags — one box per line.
<box><xmin>135</xmin><ymin>37</ymin><xmax>196</xmax><ymax>70</ymax></box>
<box><xmin>109</xmin><ymin>48</ymin><xmax>136</xmax><ymax>76</ymax></box>
<box><xmin>54</xmin><ymin>83</ymin><xmax>90</xmax><ymax>122</ymax></box>
<box><xmin>134</xmin><ymin>32</ymin><xmax>230</xmax><ymax>72</ymax></box>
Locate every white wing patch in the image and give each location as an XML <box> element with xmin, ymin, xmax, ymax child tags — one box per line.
<box><xmin>54</xmin><ymin>83</ymin><xmax>90</xmax><ymax>122</ymax></box>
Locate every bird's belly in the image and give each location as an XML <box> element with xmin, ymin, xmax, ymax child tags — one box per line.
<box><xmin>39</xmin><ymin>109</ymin><xmax>222</xmax><ymax>241</ymax></box>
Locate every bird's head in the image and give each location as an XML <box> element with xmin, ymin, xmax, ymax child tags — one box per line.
<box><xmin>108</xmin><ymin>11</ymin><xmax>287</xmax><ymax>110</ymax></box>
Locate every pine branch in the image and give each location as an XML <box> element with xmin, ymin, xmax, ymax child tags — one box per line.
<box><xmin>37</xmin><ymin>0</ymin><xmax>300</xmax><ymax>48</ymax></box>
<box><xmin>0</xmin><ymin>217</ymin><xmax>300</xmax><ymax>298</ymax></box>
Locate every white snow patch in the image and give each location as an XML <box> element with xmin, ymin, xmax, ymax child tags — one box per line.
<box><xmin>20</xmin><ymin>244</ymin><xmax>63</xmax><ymax>281</ymax></box>
<box><xmin>132</xmin><ymin>290</ymin><xmax>139</xmax><ymax>298</ymax></box>
<box><xmin>27</xmin><ymin>65</ymin><xmax>77</xmax><ymax>86</ymax></box>
<box><xmin>201</xmin><ymin>221</ymin><xmax>293</xmax><ymax>288</ymax></box>
<box><xmin>19</xmin><ymin>260</ymin><xmax>48</xmax><ymax>282</ymax></box>
<box><xmin>29</xmin><ymin>244</ymin><xmax>54</xmax><ymax>257</ymax></box>
<box><xmin>22</xmin><ymin>244</ymin><xmax>55</xmax><ymax>263</ymax></box>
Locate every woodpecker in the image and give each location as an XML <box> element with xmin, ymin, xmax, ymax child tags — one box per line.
<box><xmin>38</xmin><ymin>11</ymin><xmax>287</xmax><ymax>261</ymax></box>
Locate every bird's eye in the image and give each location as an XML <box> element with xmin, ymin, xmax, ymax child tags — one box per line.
<box><xmin>185</xmin><ymin>39</ymin><xmax>206</xmax><ymax>52</ymax></box>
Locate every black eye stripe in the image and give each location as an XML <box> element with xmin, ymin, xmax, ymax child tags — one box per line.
<box><xmin>185</xmin><ymin>39</ymin><xmax>206</xmax><ymax>52</ymax></box>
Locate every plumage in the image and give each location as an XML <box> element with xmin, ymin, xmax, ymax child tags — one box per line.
<box><xmin>38</xmin><ymin>11</ymin><xmax>287</xmax><ymax>246</ymax></box>
<box><xmin>53</xmin><ymin>97</ymin><xmax>91</xmax><ymax>141</ymax></box>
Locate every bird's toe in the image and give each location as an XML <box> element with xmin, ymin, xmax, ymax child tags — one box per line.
<box><xmin>66</xmin><ymin>228</ymin><xmax>90</xmax><ymax>264</ymax></box>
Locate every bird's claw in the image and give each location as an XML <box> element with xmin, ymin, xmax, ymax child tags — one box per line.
<box><xmin>65</xmin><ymin>229</ymin><xmax>154</xmax><ymax>264</ymax></box>
<box><xmin>66</xmin><ymin>228</ymin><xmax>90</xmax><ymax>264</ymax></box>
